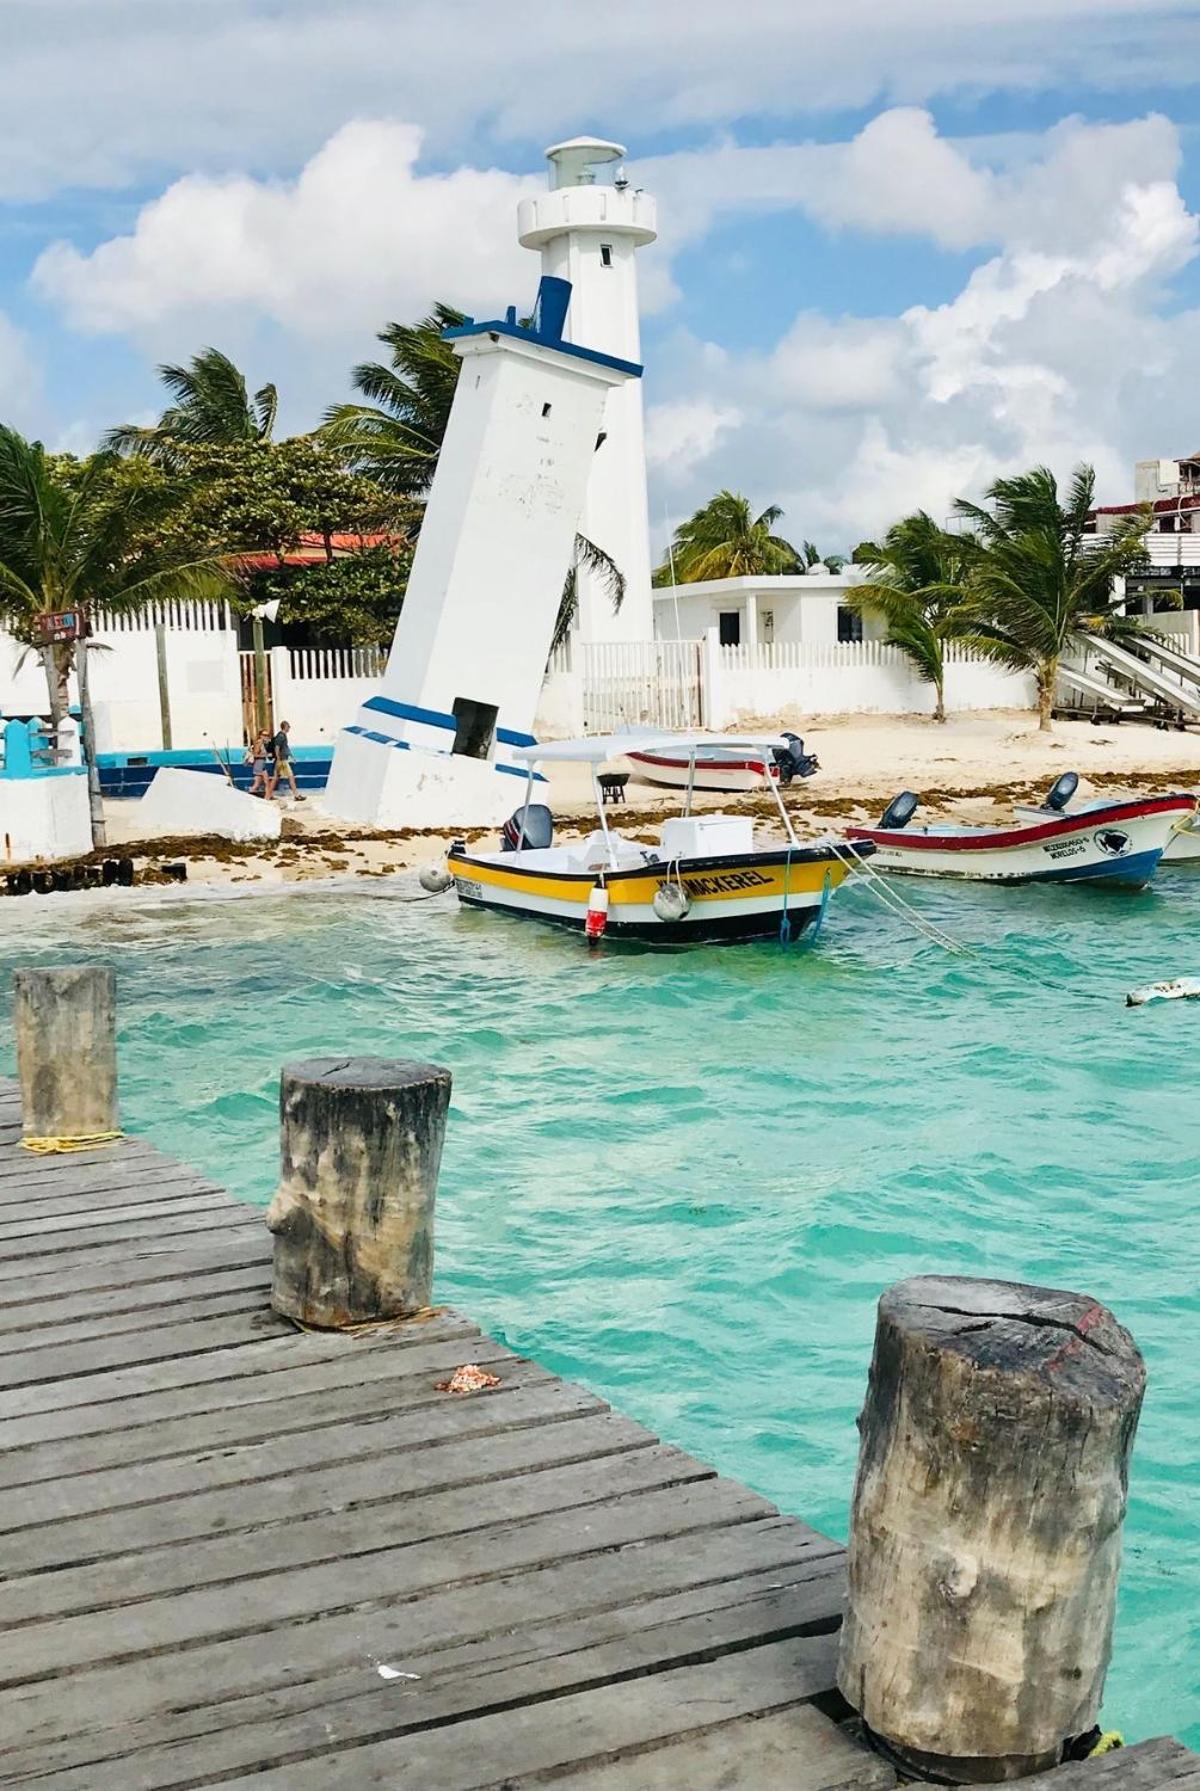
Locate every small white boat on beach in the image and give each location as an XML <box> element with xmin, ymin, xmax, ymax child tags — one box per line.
<box><xmin>442</xmin><ymin>732</ymin><xmax>872</xmax><ymax>943</ymax></box>
<box><xmin>623</xmin><ymin>730</ymin><xmax>819</xmax><ymax>795</ymax></box>
<box><xmin>845</xmin><ymin>773</ymin><xmax>1194</xmax><ymax>889</ymax></box>
<box><xmin>1011</xmin><ymin>774</ymin><xmax>1200</xmax><ymax>866</ymax></box>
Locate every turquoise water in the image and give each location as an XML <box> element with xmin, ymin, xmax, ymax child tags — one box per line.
<box><xmin>0</xmin><ymin>874</ymin><xmax>1197</xmax><ymax>1747</ymax></box>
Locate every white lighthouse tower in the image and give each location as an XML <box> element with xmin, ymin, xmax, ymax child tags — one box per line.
<box><xmin>518</xmin><ymin>139</ymin><xmax>657</xmax><ymax>644</ymax></box>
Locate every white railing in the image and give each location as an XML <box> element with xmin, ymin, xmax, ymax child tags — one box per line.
<box><xmin>1133</xmin><ymin>534</ymin><xmax>1200</xmax><ymax>568</ymax></box>
<box><xmin>286</xmin><ymin>646</ymin><xmax>386</xmax><ymax>681</ymax></box>
<box><xmin>718</xmin><ymin>638</ymin><xmax>1003</xmax><ymax>675</ymax></box>
<box><xmin>95</xmin><ymin>600</ymin><xmax>232</xmax><ymax>633</ymax></box>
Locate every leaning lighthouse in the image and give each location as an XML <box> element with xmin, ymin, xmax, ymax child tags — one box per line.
<box><xmin>518</xmin><ymin>138</ymin><xmax>657</xmax><ymax>644</ymax></box>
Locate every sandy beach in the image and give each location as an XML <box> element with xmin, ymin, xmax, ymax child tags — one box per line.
<box><xmin>13</xmin><ymin>709</ymin><xmax>1200</xmax><ymax>896</ymax></box>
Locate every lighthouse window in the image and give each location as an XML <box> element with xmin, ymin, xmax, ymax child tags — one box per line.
<box><xmin>450</xmin><ymin>697</ymin><xmax>498</xmax><ymax>762</ymax></box>
<box><xmin>541</xmin><ymin>402</ymin><xmax>552</xmax><ymax>417</ymax></box>
<box><xmin>600</xmin><ymin>243</ymin><xmax>614</xmax><ymax>268</ymax></box>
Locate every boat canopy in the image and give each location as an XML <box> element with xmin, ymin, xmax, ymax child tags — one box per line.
<box><xmin>511</xmin><ymin>732</ymin><xmax>789</xmax><ymax>765</ymax></box>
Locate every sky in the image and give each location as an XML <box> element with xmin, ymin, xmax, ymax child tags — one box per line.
<box><xmin>3</xmin><ymin>0</ymin><xmax>1200</xmax><ymax>554</ymax></box>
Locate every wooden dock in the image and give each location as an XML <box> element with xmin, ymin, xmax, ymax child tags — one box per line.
<box><xmin>0</xmin><ymin>1074</ymin><xmax>1196</xmax><ymax>1789</ymax></box>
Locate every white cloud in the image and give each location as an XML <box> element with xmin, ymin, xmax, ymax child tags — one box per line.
<box><xmin>34</xmin><ymin>123</ymin><xmax>538</xmax><ymax>339</ymax></box>
<box><xmin>0</xmin><ymin>314</ymin><xmax>40</xmax><ymax>430</ymax></box>
<box><xmin>768</xmin><ymin>315</ymin><xmax>908</xmax><ymax>411</ymax></box>
<box><xmin>650</xmin><ymin>113</ymin><xmax>1200</xmax><ymax>546</ymax></box>
<box><xmin>645</xmin><ymin>398</ymin><xmax>742</xmax><ymax>482</ymax></box>
<box><xmin>800</xmin><ymin>109</ymin><xmax>996</xmax><ymax>251</ymax></box>
<box><xmin>0</xmin><ymin>1</ymin><xmax>1196</xmax><ymax>203</ymax></box>
<box><xmin>26</xmin><ymin>99</ymin><xmax>1200</xmax><ymax>554</ymax></box>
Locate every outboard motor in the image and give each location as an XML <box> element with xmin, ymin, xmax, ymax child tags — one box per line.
<box><xmin>1041</xmin><ymin>771</ymin><xmax>1080</xmax><ymax>813</ymax></box>
<box><xmin>501</xmin><ymin>804</ymin><xmax>554</xmax><ymax>852</ymax></box>
<box><xmin>772</xmin><ymin>731</ymin><xmax>820</xmax><ymax>785</ymax></box>
<box><xmin>879</xmin><ymin>790</ymin><xmax>920</xmax><ymax>830</ymax></box>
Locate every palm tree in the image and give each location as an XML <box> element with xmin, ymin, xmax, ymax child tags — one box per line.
<box><xmin>847</xmin><ymin>512</ymin><xmax>968</xmax><ymax>722</ymax></box>
<box><xmin>105</xmin><ymin>347</ymin><xmax>278</xmax><ymax>462</ymax></box>
<box><xmin>323</xmin><ymin>304</ymin><xmax>625</xmax><ymax>635</ymax></box>
<box><xmin>950</xmin><ymin>465</ymin><xmax>1153</xmax><ymax>732</ymax></box>
<box><xmin>321</xmin><ymin>305</ymin><xmax>463</xmax><ymax>496</ymax></box>
<box><xmin>0</xmin><ymin>429</ymin><xmax>236</xmax><ymax>845</ymax></box>
<box><xmin>654</xmin><ymin>492</ymin><xmax>801</xmax><ymax>584</ymax></box>
<box><xmin>800</xmin><ymin>540</ymin><xmax>847</xmax><ymax>575</ymax></box>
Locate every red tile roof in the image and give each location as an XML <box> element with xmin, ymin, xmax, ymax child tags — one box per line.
<box><xmin>235</xmin><ymin>532</ymin><xmax>404</xmax><ymax>571</ymax></box>
<box><xmin>1093</xmin><ymin>494</ymin><xmax>1200</xmax><ymax>516</ymax></box>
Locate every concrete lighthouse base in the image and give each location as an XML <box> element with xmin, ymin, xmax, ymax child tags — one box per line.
<box><xmin>322</xmin><ymin>730</ymin><xmax>538</xmax><ymax>832</ymax></box>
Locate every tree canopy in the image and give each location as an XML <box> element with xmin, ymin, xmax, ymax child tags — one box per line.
<box><xmin>106</xmin><ymin>347</ymin><xmax>279</xmax><ymax>462</ymax></box>
<box><xmin>655</xmin><ymin>492</ymin><xmax>802</xmax><ymax>584</ymax></box>
<box><xmin>321</xmin><ymin>305</ymin><xmax>466</xmax><ymax>495</ymax></box>
<box><xmin>949</xmin><ymin>465</ymin><xmax>1153</xmax><ymax>730</ymax></box>
<box><xmin>0</xmin><ymin>429</ymin><xmax>234</xmax><ymax>709</ymax></box>
<box><xmin>157</xmin><ymin>437</ymin><xmax>404</xmax><ymax>567</ymax></box>
<box><xmin>848</xmin><ymin>511</ymin><xmax>970</xmax><ymax>721</ymax></box>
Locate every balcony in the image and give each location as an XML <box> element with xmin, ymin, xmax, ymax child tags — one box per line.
<box><xmin>1130</xmin><ymin>533</ymin><xmax>1200</xmax><ymax>568</ymax></box>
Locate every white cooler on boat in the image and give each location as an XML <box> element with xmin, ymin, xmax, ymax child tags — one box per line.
<box><xmin>659</xmin><ymin>815</ymin><xmax>755</xmax><ymax>859</ymax></box>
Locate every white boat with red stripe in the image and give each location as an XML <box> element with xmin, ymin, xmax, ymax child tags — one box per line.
<box><xmin>844</xmin><ymin>773</ymin><xmax>1194</xmax><ymax>888</ymax></box>
<box><xmin>624</xmin><ymin>729</ymin><xmax>818</xmax><ymax>794</ymax></box>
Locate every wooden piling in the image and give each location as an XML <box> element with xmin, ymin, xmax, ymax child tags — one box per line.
<box><xmin>265</xmin><ymin>1054</ymin><xmax>451</xmax><ymax>1328</ymax></box>
<box><xmin>837</xmin><ymin>1274</ymin><xmax>1146</xmax><ymax>1783</ymax></box>
<box><xmin>12</xmin><ymin>965</ymin><xmax>118</xmax><ymax>1142</ymax></box>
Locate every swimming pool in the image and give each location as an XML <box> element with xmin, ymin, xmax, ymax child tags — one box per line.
<box><xmin>1</xmin><ymin>872</ymin><xmax>1196</xmax><ymax>1746</ymax></box>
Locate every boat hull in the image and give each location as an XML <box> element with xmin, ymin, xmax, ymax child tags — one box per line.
<box><xmin>845</xmin><ymin>796</ymin><xmax>1193</xmax><ymax>888</ymax></box>
<box><xmin>446</xmin><ymin>844</ymin><xmax>866</xmax><ymax>941</ymax></box>
<box><xmin>1163</xmin><ymin>817</ymin><xmax>1200</xmax><ymax>862</ymax></box>
<box><xmin>625</xmin><ymin>751</ymin><xmax>775</xmax><ymax>794</ymax></box>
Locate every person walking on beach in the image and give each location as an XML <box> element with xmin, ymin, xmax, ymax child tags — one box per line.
<box><xmin>267</xmin><ymin>720</ymin><xmax>305</xmax><ymax>802</ymax></box>
<box><xmin>246</xmin><ymin>730</ymin><xmax>271</xmax><ymax>798</ymax></box>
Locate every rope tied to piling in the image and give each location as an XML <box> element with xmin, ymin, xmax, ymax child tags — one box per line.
<box><xmin>1091</xmin><ymin>1732</ymin><xmax>1126</xmax><ymax>1756</ymax></box>
<box><xmin>20</xmin><ymin>1130</ymin><xmax>123</xmax><ymax>1155</ymax></box>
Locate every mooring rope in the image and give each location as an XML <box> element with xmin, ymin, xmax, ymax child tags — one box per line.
<box><xmin>826</xmin><ymin>838</ymin><xmax>972</xmax><ymax>956</ymax></box>
<box><xmin>20</xmin><ymin>1131</ymin><xmax>124</xmax><ymax>1155</ymax></box>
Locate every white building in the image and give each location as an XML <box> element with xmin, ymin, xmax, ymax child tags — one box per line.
<box><xmin>653</xmin><ymin>570</ymin><xmax>872</xmax><ymax>648</ymax></box>
<box><xmin>1092</xmin><ymin>453</ymin><xmax>1200</xmax><ymax>616</ymax></box>
<box><xmin>518</xmin><ymin>139</ymin><xmax>656</xmax><ymax>645</ymax></box>
<box><xmin>1132</xmin><ymin>454</ymin><xmax>1200</xmax><ymax>513</ymax></box>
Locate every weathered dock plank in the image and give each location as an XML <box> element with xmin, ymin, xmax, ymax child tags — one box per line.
<box><xmin>0</xmin><ymin>1076</ymin><xmax>1194</xmax><ymax>1789</ymax></box>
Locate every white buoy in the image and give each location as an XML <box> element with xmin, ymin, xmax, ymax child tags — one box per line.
<box><xmin>1126</xmin><ymin>976</ymin><xmax>1200</xmax><ymax>1007</ymax></box>
<box><xmin>653</xmin><ymin>883</ymin><xmax>691</xmax><ymax>923</ymax></box>
<box><xmin>418</xmin><ymin>866</ymin><xmax>453</xmax><ymax>894</ymax></box>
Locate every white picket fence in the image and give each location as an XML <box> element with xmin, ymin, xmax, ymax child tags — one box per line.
<box><xmin>578</xmin><ymin>639</ymin><xmax>705</xmax><ymax>732</ymax></box>
<box><xmin>99</xmin><ymin>600</ymin><xmax>233</xmax><ymax>633</ymax></box>
<box><xmin>287</xmin><ymin>646</ymin><xmax>386</xmax><ymax>681</ymax></box>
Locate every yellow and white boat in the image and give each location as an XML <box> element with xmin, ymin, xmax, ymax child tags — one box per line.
<box><xmin>442</xmin><ymin>733</ymin><xmax>874</xmax><ymax>944</ymax></box>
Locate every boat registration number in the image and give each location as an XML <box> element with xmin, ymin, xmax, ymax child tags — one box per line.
<box><xmin>454</xmin><ymin>877</ymin><xmax>483</xmax><ymax>899</ymax></box>
<box><xmin>1041</xmin><ymin>839</ymin><xmax>1086</xmax><ymax>861</ymax></box>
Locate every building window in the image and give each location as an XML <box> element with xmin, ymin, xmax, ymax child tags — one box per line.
<box><xmin>837</xmin><ymin>606</ymin><xmax>863</xmax><ymax>643</ymax></box>
<box><xmin>718</xmin><ymin>611</ymin><xmax>741</xmax><ymax>646</ymax></box>
<box><xmin>599</xmin><ymin>243</ymin><xmax>614</xmax><ymax>268</ymax></box>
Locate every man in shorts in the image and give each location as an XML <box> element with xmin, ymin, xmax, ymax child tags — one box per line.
<box><xmin>267</xmin><ymin>720</ymin><xmax>305</xmax><ymax>801</ymax></box>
